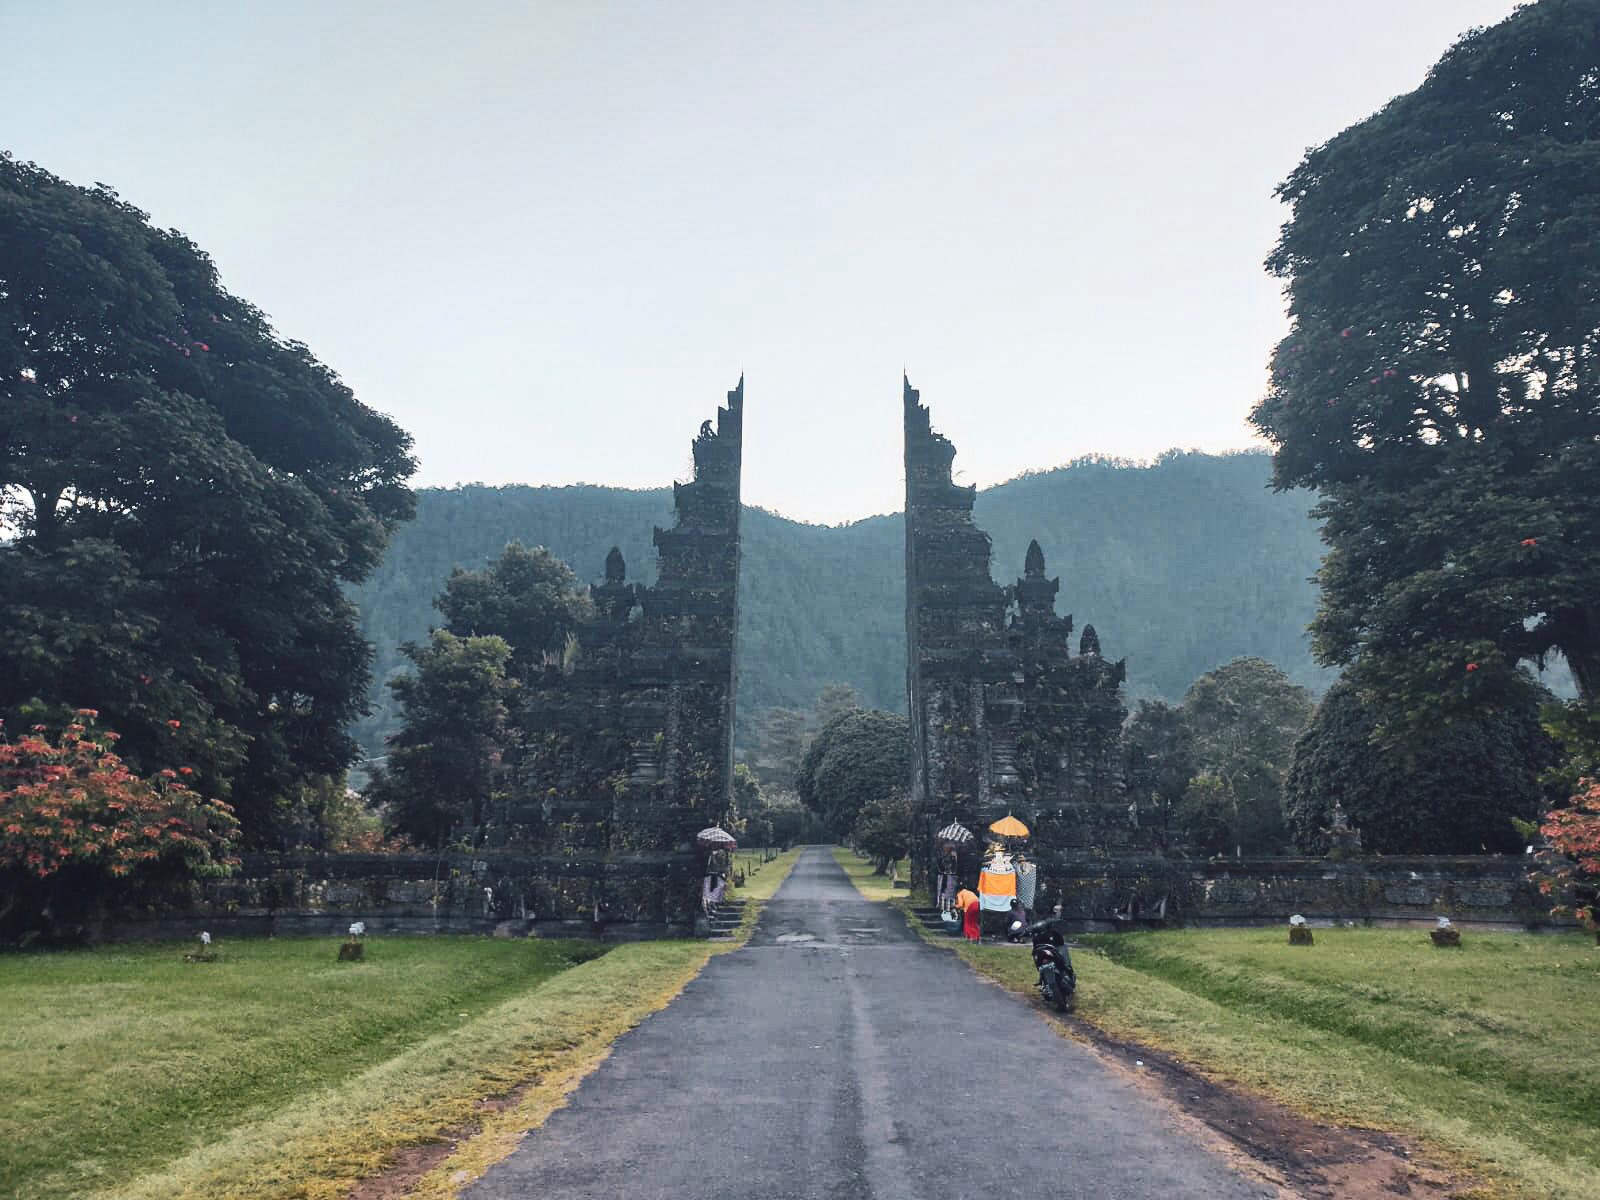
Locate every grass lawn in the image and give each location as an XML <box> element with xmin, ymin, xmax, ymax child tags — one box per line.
<box><xmin>0</xmin><ymin>935</ymin><xmax>708</xmax><ymax>1200</ymax></box>
<box><xmin>830</xmin><ymin>846</ymin><xmax>909</xmax><ymax>900</ymax></box>
<box><xmin>2</xmin><ymin>847</ymin><xmax>809</xmax><ymax>1200</ymax></box>
<box><xmin>941</xmin><ymin>924</ymin><xmax>1600</xmax><ymax>1200</ymax></box>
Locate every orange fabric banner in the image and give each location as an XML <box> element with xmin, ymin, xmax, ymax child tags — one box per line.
<box><xmin>977</xmin><ymin>869</ymin><xmax>1017</xmax><ymax>898</ymax></box>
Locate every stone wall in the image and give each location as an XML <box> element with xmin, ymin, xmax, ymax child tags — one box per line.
<box><xmin>1033</xmin><ymin>852</ymin><xmax>1561</xmax><ymax>932</ymax></box>
<box><xmin>98</xmin><ymin>850</ymin><xmax>699</xmax><ymax>941</ymax></box>
<box><xmin>92</xmin><ymin>850</ymin><xmax>1566</xmax><ymax>942</ymax></box>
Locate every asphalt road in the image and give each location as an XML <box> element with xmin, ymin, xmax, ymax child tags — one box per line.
<box><xmin>466</xmin><ymin>847</ymin><xmax>1269</xmax><ymax>1200</ymax></box>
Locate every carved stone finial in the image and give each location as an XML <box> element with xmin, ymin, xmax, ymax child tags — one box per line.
<box><xmin>1024</xmin><ymin>539</ymin><xmax>1045</xmax><ymax>578</ymax></box>
<box><xmin>604</xmin><ymin>546</ymin><xmax>626</xmax><ymax>583</ymax></box>
<box><xmin>1079</xmin><ymin>624</ymin><xmax>1101</xmax><ymax>656</ymax></box>
<box><xmin>698</xmin><ymin>419</ymin><xmax>715</xmax><ymax>440</ymax></box>
<box><xmin>1324</xmin><ymin>799</ymin><xmax>1364</xmax><ymax>860</ymax></box>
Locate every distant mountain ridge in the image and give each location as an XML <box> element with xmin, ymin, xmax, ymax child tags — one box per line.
<box><xmin>348</xmin><ymin>450</ymin><xmax>1332</xmax><ymax>760</ymax></box>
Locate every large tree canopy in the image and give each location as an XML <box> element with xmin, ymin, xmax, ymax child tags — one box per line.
<box><xmin>1123</xmin><ymin>698</ymin><xmax>1195</xmax><ymax>849</ymax></box>
<box><xmin>371</xmin><ymin>631</ymin><xmax>513</xmax><ymax>849</ymax></box>
<box><xmin>0</xmin><ymin>158</ymin><xmax>416</xmax><ymax>846</ymax></box>
<box><xmin>795</xmin><ymin>708</ymin><xmax>909</xmax><ymax>839</ymax></box>
<box><xmin>436</xmin><ymin>542</ymin><xmax>591</xmax><ymax>682</ymax></box>
<box><xmin>1178</xmin><ymin>657</ymin><xmax>1315</xmax><ymax>855</ymax></box>
<box><xmin>1251</xmin><ymin>0</ymin><xmax>1600</xmax><ymax>722</ymax></box>
<box><xmin>1283</xmin><ymin>678</ymin><xmax>1557</xmax><ymax>855</ymax></box>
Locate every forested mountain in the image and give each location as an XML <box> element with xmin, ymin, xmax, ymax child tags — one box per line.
<box><xmin>349</xmin><ymin>450</ymin><xmax>1333</xmax><ymax>764</ymax></box>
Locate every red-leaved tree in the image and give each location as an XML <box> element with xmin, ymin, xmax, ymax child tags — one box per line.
<box><xmin>0</xmin><ymin>711</ymin><xmax>238</xmax><ymax>941</ymax></box>
<box><xmin>1540</xmin><ymin>780</ymin><xmax>1600</xmax><ymax>932</ymax></box>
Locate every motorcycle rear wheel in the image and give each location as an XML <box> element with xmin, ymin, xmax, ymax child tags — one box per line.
<box><xmin>1050</xmin><ymin>974</ymin><xmax>1074</xmax><ymax>1013</ymax></box>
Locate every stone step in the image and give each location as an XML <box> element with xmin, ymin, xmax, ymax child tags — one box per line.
<box><xmin>910</xmin><ymin>909</ymin><xmax>961</xmax><ymax>936</ymax></box>
<box><xmin>703</xmin><ymin>899</ymin><xmax>747</xmax><ymax>939</ymax></box>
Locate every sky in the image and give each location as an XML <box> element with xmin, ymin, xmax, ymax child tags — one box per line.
<box><xmin>4</xmin><ymin>0</ymin><xmax>1525</xmax><ymax>525</ymax></box>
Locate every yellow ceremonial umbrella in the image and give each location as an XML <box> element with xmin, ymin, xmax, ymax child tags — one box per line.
<box><xmin>988</xmin><ymin>814</ymin><xmax>1029</xmax><ymax>839</ymax></box>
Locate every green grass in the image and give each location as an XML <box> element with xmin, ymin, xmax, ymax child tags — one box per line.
<box><xmin>829</xmin><ymin>846</ymin><xmax>908</xmax><ymax>900</ymax></box>
<box><xmin>0</xmin><ymin>935</ymin><xmax>606</xmax><ymax>1199</ymax></box>
<box><xmin>943</xmin><ymin>925</ymin><xmax>1600</xmax><ymax>1200</ymax></box>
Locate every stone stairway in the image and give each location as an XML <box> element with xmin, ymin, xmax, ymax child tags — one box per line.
<box><xmin>909</xmin><ymin>905</ymin><xmax>958</xmax><ymax>937</ymax></box>
<box><xmin>704</xmin><ymin>898</ymin><xmax>747</xmax><ymax>942</ymax></box>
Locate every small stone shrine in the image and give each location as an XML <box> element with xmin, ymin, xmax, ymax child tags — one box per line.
<box><xmin>1324</xmin><ymin>801</ymin><xmax>1364</xmax><ymax>860</ymax></box>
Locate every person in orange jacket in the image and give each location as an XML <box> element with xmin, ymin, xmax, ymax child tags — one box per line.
<box><xmin>954</xmin><ymin>885</ymin><xmax>981</xmax><ymax>941</ymax></box>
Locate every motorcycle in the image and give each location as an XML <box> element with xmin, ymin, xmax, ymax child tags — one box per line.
<box><xmin>1019</xmin><ymin>916</ymin><xmax>1075</xmax><ymax>1012</ymax></box>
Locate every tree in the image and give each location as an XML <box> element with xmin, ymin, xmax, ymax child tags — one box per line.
<box><xmin>0</xmin><ymin>158</ymin><xmax>416</xmax><ymax>847</ymax></box>
<box><xmin>1123</xmin><ymin>699</ymin><xmax>1195</xmax><ymax>849</ymax></box>
<box><xmin>1538</xmin><ymin>779</ymin><xmax>1600</xmax><ymax>930</ymax></box>
<box><xmin>1180</xmin><ymin>658</ymin><xmax>1315</xmax><ymax>854</ymax></box>
<box><xmin>853</xmin><ymin>791</ymin><xmax>912</xmax><ymax>875</ymax></box>
<box><xmin>751</xmin><ymin>706</ymin><xmax>809</xmax><ymax>791</ymax></box>
<box><xmin>437</xmin><ymin>542</ymin><xmax>590</xmax><ymax>681</ymax></box>
<box><xmin>1283</xmin><ymin>679</ymin><xmax>1556</xmax><ymax>855</ymax></box>
<box><xmin>370</xmin><ymin>632</ymin><xmax>513</xmax><ymax>849</ymax></box>
<box><xmin>1</xmin><ymin>711</ymin><xmax>238</xmax><ymax>942</ymax></box>
<box><xmin>1250</xmin><ymin>2</ymin><xmax>1600</xmax><ymax>729</ymax></box>
<box><xmin>760</xmin><ymin>791</ymin><xmax>819</xmax><ymax>848</ymax></box>
<box><xmin>727</xmin><ymin>763</ymin><xmax>768</xmax><ymax>846</ymax></box>
<box><xmin>1542</xmin><ymin>698</ymin><xmax>1600</xmax><ymax>797</ymax></box>
<box><xmin>278</xmin><ymin>774</ymin><xmax>390</xmax><ymax>854</ymax></box>
<box><xmin>1531</xmin><ymin>699</ymin><xmax>1600</xmax><ymax>929</ymax></box>
<box><xmin>1174</xmin><ymin>775</ymin><xmax>1236</xmax><ymax>859</ymax></box>
<box><xmin>813</xmin><ymin>683</ymin><xmax>862</xmax><ymax>730</ymax></box>
<box><xmin>795</xmin><ymin>708</ymin><xmax>909</xmax><ymax>839</ymax></box>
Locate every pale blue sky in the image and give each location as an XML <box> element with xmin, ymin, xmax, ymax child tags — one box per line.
<box><xmin>4</xmin><ymin>1</ymin><xmax>1524</xmax><ymax>523</ymax></box>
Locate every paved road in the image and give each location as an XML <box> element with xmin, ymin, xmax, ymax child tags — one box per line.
<box><xmin>467</xmin><ymin>848</ymin><xmax>1269</xmax><ymax>1200</ymax></box>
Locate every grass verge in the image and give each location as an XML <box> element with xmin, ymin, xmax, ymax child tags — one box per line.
<box><xmin>904</xmin><ymin>914</ymin><xmax>1600</xmax><ymax>1200</ymax></box>
<box><xmin>829</xmin><ymin>846</ymin><xmax>908</xmax><ymax>901</ymax></box>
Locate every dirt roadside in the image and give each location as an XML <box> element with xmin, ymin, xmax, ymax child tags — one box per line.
<box><xmin>1058</xmin><ymin>1011</ymin><xmax>1479</xmax><ymax>1199</ymax></box>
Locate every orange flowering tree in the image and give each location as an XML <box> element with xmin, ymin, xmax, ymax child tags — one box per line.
<box><xmin>0</xmin><ymin>711</ymin><xmax>238</xmax><ymax>941</ymax></box>
<box><xmin>1539</xmin><ymin>780</ymin><xmax>1600</xmax><ymax>930</ymax></box>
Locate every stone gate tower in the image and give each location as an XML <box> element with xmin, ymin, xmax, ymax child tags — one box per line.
<box><xmin>486</xmin><ymin>377</ymin><xmax>743</xmax><ymax>936</ymax></box>
<box><xmin>903</xmin><ymin>376</ymin><xmax>1163</xmax><ymax>923</ymax></box>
